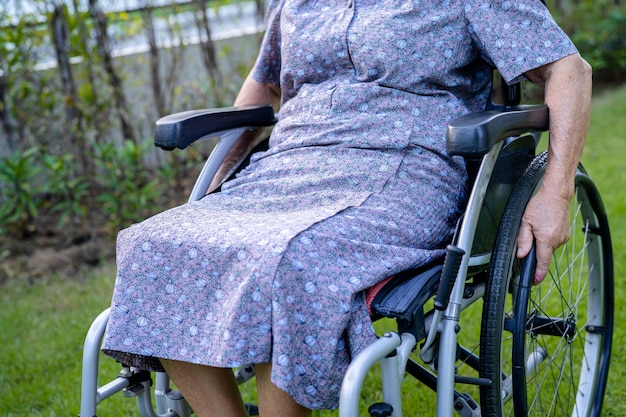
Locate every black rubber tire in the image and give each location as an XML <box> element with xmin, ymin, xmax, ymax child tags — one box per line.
<box><xmin>479</xmin><ymin>151</ymin><xmax>613</xmax><ymax>416</ymax></box>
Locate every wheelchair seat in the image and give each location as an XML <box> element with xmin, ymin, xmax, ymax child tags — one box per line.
<box><xmin>81</xmin><ymin>89</ymin><xmax>612</xmax><ymax>417</ymax></box>
<box><xmin>151</xmin><ymin>104</ymin><xmax>547</xmax><ymax>346</ymax></box>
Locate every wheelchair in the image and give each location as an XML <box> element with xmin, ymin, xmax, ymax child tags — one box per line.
<box><xmin>79</xmin><ymin>71</ymin><xmax>613</xmax><ymax>416</ymax></box>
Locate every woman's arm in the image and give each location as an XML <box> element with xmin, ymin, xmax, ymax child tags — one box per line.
<box><xmin>234</xmin><ymin>73</ymin><xmax>282</xmax><ymax>110</ymax></box>
<box><xmin>207</xmin><ymin>74</ymin><xmax>282</xmax><ymax>192</ymax></box>
<box><xmin>517</xmin><ymin>53</ymin><xmax>593</xmax><ymax>283</ymax></box>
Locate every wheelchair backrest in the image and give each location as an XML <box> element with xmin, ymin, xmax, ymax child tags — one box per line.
<box><xmin>448</xmin><ymin>68</ymin><xmax>547</xmax><ymax>262</ymax></box>
<box><xmin>468</xmin><ymin>134</ymin><xmax>538</xmax><ymax>258</ymax></box>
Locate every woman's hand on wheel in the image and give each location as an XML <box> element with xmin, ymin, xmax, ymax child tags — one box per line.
<box><xmin>516</xmin><ymin>186</ymin><xmax>571</xmax><ymax>285</ymax></box>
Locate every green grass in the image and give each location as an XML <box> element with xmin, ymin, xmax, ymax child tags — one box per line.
<box><xmin>1</xmin><ymin>84</ymin><xmax>625</xmax><ymax>416</ymax></box>
<box><xmin>0</xmin><ymin>265</ymin><xmax>140</xmax><ymax>417</ymax></box>
<box><xmin>582</xmin><ymin>84</ymin><xmax>626</xmax><ymax>416</ymax></box>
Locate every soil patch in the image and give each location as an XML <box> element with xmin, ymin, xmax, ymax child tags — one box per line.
<box><xmin>0</xmin><ymin>213</ymin><xmax>116</xmax><ymax>285</ymax></box>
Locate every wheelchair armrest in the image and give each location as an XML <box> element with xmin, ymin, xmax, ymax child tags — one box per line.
<box><xmin>154</xmin><ymin>104</ymin><xmax>277</xmax><ymax>150</ymax></box>
<box><xmin>446</xmin><ymin>105</ymin><xmax>549</xmax><ymax>157</ymax></box>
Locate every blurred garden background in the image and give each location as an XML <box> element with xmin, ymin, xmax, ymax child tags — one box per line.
<box><xmin>0</xmin><ymin>0</ymin><xmax>625</xmax><ymax>415</ymax></box>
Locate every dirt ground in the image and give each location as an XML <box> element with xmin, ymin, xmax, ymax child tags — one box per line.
<box><xmin>0</xmin><ymin>210</ymin><xmax>116</xmax><ymax>285</ymax></box>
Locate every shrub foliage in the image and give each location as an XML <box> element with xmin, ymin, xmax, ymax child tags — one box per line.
<box><xmin>551</xmin><ymin>0</ymin><xmax>626</xmax><ymax>84</ymax></box>
<box><xmin>0</xmin><ymin>0</ymin><xmax>262</xmax><ymax>243</ymax></box>
<box><xmin>0</xmin><ymin>0</ymin><xmax>623</xmax><ymax>245</ymax></box>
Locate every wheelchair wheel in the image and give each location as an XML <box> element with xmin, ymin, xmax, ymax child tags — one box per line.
<box><xmin>479</xmin><ymin>151</ymin><xmax>613</xmax><ymax>417</ymax></box>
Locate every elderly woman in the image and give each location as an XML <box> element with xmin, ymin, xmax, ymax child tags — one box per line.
<box><xmin>102</xmin><ymin>0</ymin><xmax>592</xmax><ymax>416</ymax></box>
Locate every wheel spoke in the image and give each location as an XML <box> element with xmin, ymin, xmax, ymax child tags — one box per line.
<box><xmin>479</xmin><ymin>154</ymin><xmax>612</xmax><ymax>417</ymax></box>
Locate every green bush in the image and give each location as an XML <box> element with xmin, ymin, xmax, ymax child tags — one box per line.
<box><xmin>42</xmin><ymin>153</ymin><xmax>89</xmax><ymax>228</ymax></box>
<box><xmin>0</xmin><ymin>141</ymin><xmax>167</xmax><ymax>238</ymax></box>
<box><xmin>90</xmin><ymin>138</ymin><xmax>163</xmax><ymax>230</ymax></box>
<box><xmin>0</xmin><ymin>148</ymin><xmax>44</xmax><ymax>237</ymax></box>
<box><xmin>552</xmin><ymin>0</ymin><xmax>626</xmax><ymax>83</ymax></box>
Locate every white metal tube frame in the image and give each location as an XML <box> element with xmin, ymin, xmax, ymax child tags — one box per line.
<box><xmin>81</xmin><ymin>129</ymin><xmax>506</xmax><ymax>417</ymax></box>
<box><xmin>80</xmin><ymin>308</ymin><xmax>113</xmax><ymax>417</ymax></box>
<box><xmin>435</xmin><ymin>141</ymin><xmax>504</xmax><ymax>416</ymax></box>
<box><xmin>188</xmin><ymin>127</ymin><xmax>247</xmax><ymax>202</ymax></box>
<box><xmin>80</xmin><ymin>128</ymin><xmax>248</xmax><ymax>417</ymax></box>
<box><xmin>339</xmin><ymin>140</ymin><xmax>505</xmax><ymax>417</ymax></box>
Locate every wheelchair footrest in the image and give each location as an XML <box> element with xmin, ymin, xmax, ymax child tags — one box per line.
<box><xmin>370</xmin><ymin>264</ymin><xmax>443</xmax><ymax>340</ymax></box>
<box><xmin>245</xmin><ymin>403</ymin><xmax>259</xmax><ymax>416</ymax></box>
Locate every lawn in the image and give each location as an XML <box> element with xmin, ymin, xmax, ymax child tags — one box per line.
<box><xmin>1</xmin><ymin>84</ymin><xmax>625</xmax><ymax>416</ymax></box>
<box><xmin>582</xmin><ymin>84</ymin><xmax>626</xmax><ymax>415</ymax></box>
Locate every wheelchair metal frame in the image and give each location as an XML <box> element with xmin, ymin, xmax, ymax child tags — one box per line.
<box><xmin>341</xmin><ymin>138</ymin><xmax>505</xmax><ymax>417</ymax></box>
<box><xmin>79</xmin><ymin>95</ymin><xmax>568</xmax><ymax>417</ymax></box>
<box><xmin>79</xmin><ymin>127</ymin><xmax>254</xmax><ymax>417</ymax></box>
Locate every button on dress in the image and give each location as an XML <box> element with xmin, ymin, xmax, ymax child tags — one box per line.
<box><xmin>102</xmin><ymin>0</ymin><xmax>577</xmax><ymax>409</ymax></box>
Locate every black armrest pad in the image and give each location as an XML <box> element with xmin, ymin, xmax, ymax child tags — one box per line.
<box><xmin>155</xmin><ymin>104</ymin><xmax>277</xmax><ymax>150</ymax></box>
<box><xmin>446</xmin><ymin>105</ymin><xmax>549</xmax><ymax>157</ymax></box>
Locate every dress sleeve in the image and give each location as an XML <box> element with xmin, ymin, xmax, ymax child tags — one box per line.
<box><xmin>251</xmin><ymin>0</ymin><xmax>284</xmax><ymax>86</ymax></box>
<box><xmin>464</xmin><ymin>0</ymin><xmax>579</xmax><ymax>84</ymax></box>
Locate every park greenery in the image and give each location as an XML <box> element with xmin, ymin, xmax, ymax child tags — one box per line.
<box><xmin>1</xmin><ymin>0</ymin><xmax>625</xmax><ymax>280</ymax></box>
<box><xmin>1</xmin><ymin>81</ymin><xmax>625</xmax><ymax>417</ymax></box>
<box><xmin>0</xmin><ymin>0</ymin><xmax>624</xmax><ymax>415</ymax></box>
<box><xmin>0</xmin><ymin>0</ymin><xmax>264</xmax><ymax>279</ymax></box>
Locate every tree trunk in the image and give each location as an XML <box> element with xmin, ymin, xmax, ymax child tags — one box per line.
<box><xmin>71</xmin><ymin>0</ymin><xmax>105</xmax><ymax>146</ymax></box>
<box><xmin>140</xmin><ymin>1</ymin><xmax>167</xmax><ymax>117</ymax></box>
<box><xmin>50</xmin><ymin>5</ymin><xmax>84</xmax><ymax>151</ymax></box>
<box><xmin>0</xmin><ymin>62</ymin><xmax>19</xmax><ymax>152</ymax></box>
<box><xmin>193</xmin><ymin>0</ymin><xmax>223</xmax><ymax>99</ymax></box>
<box><xmin>164</xmin><ymin>4</ymin><xmax>185</xmax><ymax>110</ymax></box>
<box><xmin>254</xmin><ymin>0</ymin><xmax>265</xmax><ymax>28</ymax></box>
<box><xmin>88</xmin><ymin>0</ymin><xmax>136</xmax><ymax>142</ymax></box>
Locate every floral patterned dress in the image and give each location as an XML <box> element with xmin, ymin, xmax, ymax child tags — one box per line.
<box><xmin>102</xmin><ymin>0</ymin><xmax>577</xmax><ymax>409</ymax></box>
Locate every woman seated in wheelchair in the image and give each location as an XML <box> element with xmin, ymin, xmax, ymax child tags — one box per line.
<box><xmin>102</xmin><ymin>1</ymin><xmax>592</xmax><ymax>416</ymax></box>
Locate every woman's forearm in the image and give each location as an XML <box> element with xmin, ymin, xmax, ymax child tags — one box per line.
<box><xmin>517</xmin><ymin>53</ymin><xmax>593</xmax><ymax>282</ymax></box>
<box><xmin>234</xmin><ymin>73</ymin><xmax>282</xmax><ymax>111</ymax></box>
<box><xmin>527</xmin><ymin>53</ymin><xmax>593</xmax><ymax>200</ymax></box>
<box><xmin>207</xmin><ymin>74</ymin><xmax>281</xmax><ymax>193</ymax></box>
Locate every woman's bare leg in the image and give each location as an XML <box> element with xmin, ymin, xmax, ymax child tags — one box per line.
<box><xmin>160</xmin><ymin>359</ymin><xmax>248</xmax><ymax>417</ymax></box>
<box><xmin>255</xmin><ymin>363</ymin><xmax>312</xmax><ymax>417</ymax></box>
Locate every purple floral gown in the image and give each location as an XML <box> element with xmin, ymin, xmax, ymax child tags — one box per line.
<box><xmin>102</xmin><ymin>0</ymin><xmax>577</xmax><ymax>409</ymax></box>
